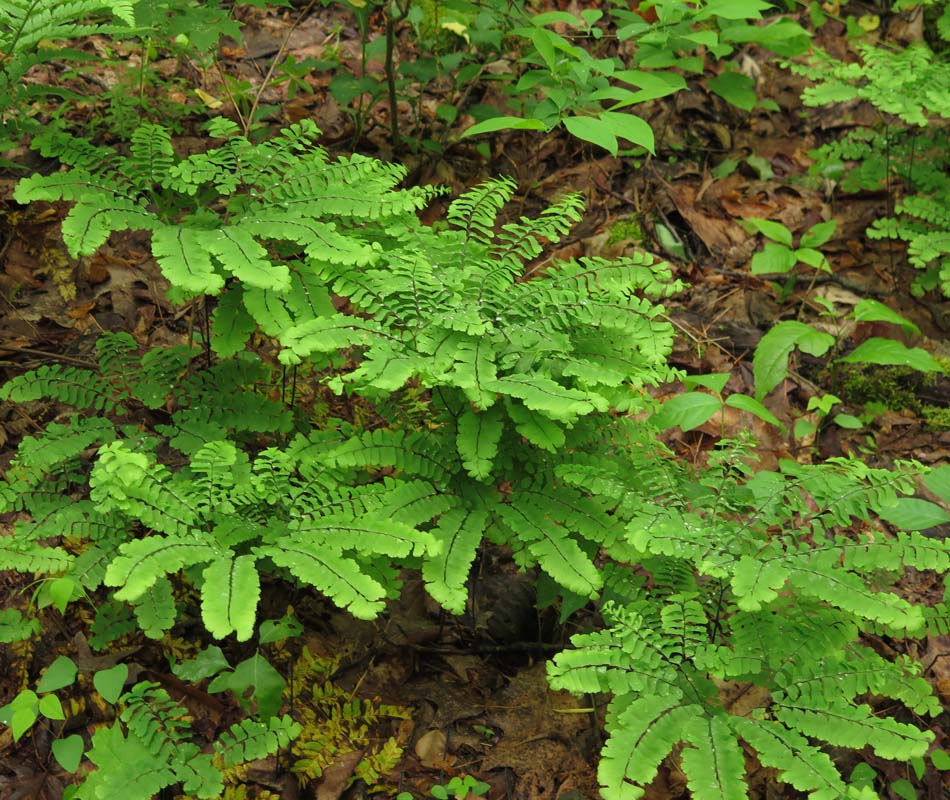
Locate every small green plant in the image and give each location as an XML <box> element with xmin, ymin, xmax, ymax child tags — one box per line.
<box><xmin>0</xmin><ymin>629</ymin><xmax>301</xmax><ymax>798</ymax></box>
<box><xmin>461</xmin><ymin>0</ymin><xmax>811</xmax><ymax>154</ymax></box>
<box><xmin>66</xmin><ymin>681</ymin><xmax>299</xmax><ymax>799</ymax></box>
<box><xmin>173</xmin><ymin>615</ymin><xmax>303</xmax><ymax>719</ymax></box>
<box><xmin>751</xmin><ymin>300</ymin><xmax>944</xmax><ymax>402</ymax></box>
<box><xmin>649</xmin><ymin>371</ymin><xmax>784</xmax><ymax>434</ymax></box>
<box><xmin>793</xmin><ymin>392</ymin><xmax>865</xmax><ymax>441</ymax></box>
<box><xmin>742</xmin><ymin>217</ymin><xmax>837</xmax><ymax>275</ymax></box>
<box><xmin>430</xmin><ymin>774</ymin><xmax>490</xmax><ymax>799</ymax></box>
<box><xmin>849</xmin><ymin>748</ymin><xmax>950</xmax><ymax>800</ymax></box>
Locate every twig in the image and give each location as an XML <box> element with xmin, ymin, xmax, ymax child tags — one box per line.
<box><xmin>0</xmin><ymin>346</ymin><xmax>96</xmax><ymax>368</ymax></box>
<box><xmin>243</xmin><ymin>0</ymin><xmax>320</xmax><ymax>137</ymax></box>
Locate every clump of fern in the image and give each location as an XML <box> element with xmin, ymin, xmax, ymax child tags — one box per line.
<box><xmin>549</xmin><ymin>435</ymin><xmax>949</xmax><ymax>800</ymax></box>
<box><xmin>4</xmin><ymin>148</ymin><xmax>949</xmax><ymax>800</ymax></box>
<box><xmin>0</xmin><ymin>0</ymin><xmax>137</xmax><ymax>148</ymax></box>
<box><xmin>0</xmin><ymin>174</ymin><xmax>683</xmax><ymax>633</ymax></box>
<box><xmin>794</xmin><ymin>36</ymin><xmax>950</xmax><ymax>296</ymax></box>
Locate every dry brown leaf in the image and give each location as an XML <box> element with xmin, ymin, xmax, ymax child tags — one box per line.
<box><xmin>414</xmin><ymin>729</ymin><xmax>450</xmax><ymax>769</ymax></box>
<box><xmin>315</xmin><ymin>750</ymin><xmax>364</xmax><ymax>800</ymax></box>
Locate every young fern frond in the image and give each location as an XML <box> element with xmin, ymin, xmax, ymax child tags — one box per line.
<box><xmin>71</xmin><ymin>681</ymin><xmax>300</xmax><ymax>800</ymax></box>
<box><xmin>446</xmin><ymin>175</ymin><xmax>517</xmax><ymax>245</ymax></box>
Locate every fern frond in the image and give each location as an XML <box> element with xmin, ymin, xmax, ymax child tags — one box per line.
<box><xmin>729</xmin><ymin>717</ymin><xmax>848</xmax><ymax>800</ymax></box>
<box><xmin>778</xmin><ymin>644</ymin><xmax>940</xmax><ymax>717</ymax></box>
<box><xmin>253</xmin><ymin>540</ymin><xmax>387</xmax><ymax>619</ymax></box>
<box><xmin>9</xmin><ymin>415</ymin><xmax>114</xmax><ymax>477</ymax></box>
<box><xmin>126</xmin><ymin>124</ymin><xmax>175</xmax><ymax>188</ymax></box>
<box><xmin>500</xmin><ymin>498</ymin><xmax>601</xmax><ymax>597</ymax></box>
<box><xmin>132</xmin><ymin>576</ymin><xmax>178</xmax><ymax>639</ymax></box>
<box><xmin>681</xmin><ymin>714</ymin><xmax>749</xmax><ymax>800</ymax></box>
<box><xmin>485</xmin><ymin>374</ymin><xmax>607</xmax><ymax>422</ymax></box>
<box><xmin>327</xmin><ymin>429</ymin><xmax>452</xmax><ymax>483</ymax></box>
<box><xmin>151</xmin><ymin>225</ymin><xmax>226</xmax><ymax>295</ymax></box>
<box><xmin>288</xmin><ymin>514</ymin><xmax>437</xmax><ymax>559</ymax></box>
<box><xmin>446</xmin><ymin>177</ymin><xmax>517</xmax><ymax>245</ymax></box>
<box><xmin>279</xmin><ymin>315</ymin><xmax>387</xmax><ymax>362</ymax></box>
<box><xmin>0</xmin><ymin>538</ymin><xmax>73</xmax><ymax>574</ymax></box>
<box><xmin>505</xmin><ymin>398</ymin><xmax>565</xmax><ymax>451</ymax></box>
<box><xmin>422</xmin><ymin>507</ymin><xmax>489</xmax><ymax>614</ymax></box>
<box><xmin>105</xmin><ymin>536</ymin><xmax>220</xmax><ymax>603</ymax></box>
<box><xmin>1</xmin><ymin>364</ymin><xmax>123</xmax><ymax>412</ymax></box>
<box><xmin>490</xmin><ymin>192</ymin><xmax>586</xmax><ymax>278</ymax></box>
<box><xmin>456</xmin><ymin>405</ymin><xmax>505</xmax><ymax>480</ymax></box>
<box><xmin>776</xmin><ymin>701</ymin><xmax>932</xmax><ymax>760</ymax></box>
<box><xmin>90</xmin><ymin>442</ymin><xmax>199</xmax><ymax>535</ymax></box>
<box><xmin>596</xmin><ymin>694</ymin><xmax>701</xmax><ymax>800</ymax></box>
<box><xmin>296</xmin><ymin>478</ymin><xmax>453</xmax><ymax>528</ymax></box>
<box><xmin>201</xmin><ymin>555</ymin><xmax>260</xmax><ymax>641</ymax></box>
<box><xmin>213</xmin><ymin>716</ymin><xmax>301</xmax><ymax>767</ymax></box>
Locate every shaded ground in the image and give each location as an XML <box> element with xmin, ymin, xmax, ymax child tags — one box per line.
<box><xmin>1</xmin><ymin>3</ymin><xmax>949</xmax><ymax>799</ymax></box>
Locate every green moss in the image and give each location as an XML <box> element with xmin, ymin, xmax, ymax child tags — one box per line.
<box><xmin>922</xmin><ymin>405</ymin><xmax>950</xmax><ymax>431</ymax></box>
<box><xmin>837</xmin><ymin>364</ymin><xmax>921</xmax><ymax>411</ymax></box>
<box><xmin>606</xmin><ymin>215</ymin><xmax>645</xmax><ymax>246</ymax></box>
<box><xmin>835</xmin><ymin>363</ymin><xmax>948</xmax><ymax>429</ymax></box>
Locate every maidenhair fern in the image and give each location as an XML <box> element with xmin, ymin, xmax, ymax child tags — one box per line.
<box><xmin>4</xmin><ymin>163</ymin><xmax>949</xmax><ymax>799</ymax></box>
<box><xmin>549</xmin><ymin>435</ymin><xmax>949</xmax><ymax>800</ymax></box>
<box><xmin>14</xmin><ymin>119</ymin><xmax>442</xmax><ymax>341</ymax></box>
<box><xmin>0</xmin><ymin>0</ymin><xmax>137</xmax><ymax>146</ymax></box>
<box><xmin>795</xmin><ymin>34</ymin><xmax>950</xmax><ymax>296</ymax></box>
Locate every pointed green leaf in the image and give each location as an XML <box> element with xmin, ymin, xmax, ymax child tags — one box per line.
<box><xmin>724</xmin><ymin>393</ymin><xmax>785</xmax><ymax>431</ymax></box>
<box><xmin>651</xmin><ymin>392</ymin><xmax>722</xmax><ymax>432</ymax></box>
<box><xmin>754</xmin><ymin>321</ymin><xmax>834</xmax><ymax>400</ymax></box>
<box><xmin>52</xmin><ymin>734</ymin><xmax>85</xmax><ymax>773</ymax></box>
<box><xmin>461</xmin><ymin>117</ymin><xmax>547</xmax><ymax>137</ymax></box>
<box><xmin>709</xmin><ymin>71</ymin><xmax>757</xmax><ymax>111</ymax></box>
<box><xmin>851</xmin><ymin>300</ymin><xmax>919</xmax><ymax>336</ymax></box>
<box><xmin>36</xmin><ymin>656</ymin><xmax>78</xmax><ymax>693</ymax></box>
<box><xmin>745</xmin><ymin>218</ymin><xmax>793</xmax><ymax>246</ymax></box>
<box><xmin>93</xmin><ymin>664</ymin><xmax>129</xmax><ymax>704</ymax></box>
<box><xmin>839</xmin><ymin>338</ymin><xmax>944</xmax><ymax>372</ymax></box>
<box><xmin>800</xmin><ymin>220</ymin><xmax>837</xmax><ymax>248</ymax></box>
<box><xmin>563</xmin><ymin>115</ymin><xmax>618</xmax><ymax>155</ymax></box>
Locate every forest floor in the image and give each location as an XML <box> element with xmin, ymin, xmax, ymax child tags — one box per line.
<box><xmin>0</xmin><ymin>2</ymin><xmax>949</xmax><ymax>799</ymax></box>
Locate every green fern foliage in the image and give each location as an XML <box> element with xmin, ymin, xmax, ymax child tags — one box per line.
<box><xmin>0</xmin><ymin>0</ymin><xmax>137</xmax><ymax>144</ymax></box>
<box><xmin>14</xmin><ymin>119</ymin><xmax>443</xmax><ymax>334</ymax></box>
<box><xmin>72</xmin><ymin>681</ymin><xmax>300</xmax><ymax>800</ymax></box>
<box><xmin>5</xmin><ymin>150</ymin><xmax>948</xmax><ymax>800</ymax></box>
<box><xmin>548</xmin><ymin>439</ymin><xmax>946</xmax><ymax>800</ymax></box>
<box><xmin>797</xmin><ymin>40</ymin><xmax>950</xmax><ymax>296</ymax></box>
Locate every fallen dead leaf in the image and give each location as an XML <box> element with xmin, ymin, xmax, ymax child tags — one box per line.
<box><xmin>316</xmin><ymin>750</ymin><xmax>365</xmax><ymax>800</ymax></box>
<box><xmin>414</xmin><ymin>729</ymin><xmax>450</xmax><ymax>769</ymax></box>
